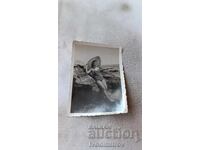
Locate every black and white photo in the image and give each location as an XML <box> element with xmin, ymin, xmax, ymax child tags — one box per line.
<box><xmin>68</xmin><ymin>41</ymin><xmax>127</xmax><ymax>116</ymax></box>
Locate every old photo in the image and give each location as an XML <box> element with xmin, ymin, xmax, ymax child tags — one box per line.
<box><xmin>68</xmin><ymin>41</ymin><xmax>127</xmax><ymax>116</ymax></box>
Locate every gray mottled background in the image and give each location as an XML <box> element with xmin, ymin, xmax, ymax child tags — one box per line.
<box><xmin>58</xmin><ymin>0</ymin><xmax>142</xmax><ymax>149</ymax></box>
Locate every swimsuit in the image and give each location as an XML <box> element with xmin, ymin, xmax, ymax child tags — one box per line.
<box><xmin>89</xmin><ymin>68</ymin><xmax>104</xmax><ymax>81</ymax></box>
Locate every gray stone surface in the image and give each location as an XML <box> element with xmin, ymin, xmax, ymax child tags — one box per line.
<box><xmin>58</xmin><ymin>0</ymin><xmax>142</xmax><ymax>149</ymax></box>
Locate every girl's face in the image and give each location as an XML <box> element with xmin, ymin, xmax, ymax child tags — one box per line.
<box><xmin>93</xmin><ymin>61</ymin><xmax>98</xmax><ymax>67</ymax></box>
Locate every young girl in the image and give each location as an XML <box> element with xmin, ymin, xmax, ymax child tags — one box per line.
<box><xmin>86</xmin><ymin>56</ymin><xmax>117</xmax><ymax>102</ymax></box>
<box><xmin>86</xmin><ymin>56</ymin><xmax>108</xmax><ymax>91</ymax></box>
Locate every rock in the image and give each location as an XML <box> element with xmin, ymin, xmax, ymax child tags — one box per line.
<box><xmin>73</xmin><ymin>64</ymin><xmax>121</xmax><ymax>90</ymax></box>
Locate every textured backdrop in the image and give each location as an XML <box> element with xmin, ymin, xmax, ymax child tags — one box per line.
<box><xmin>58</xmin><ymin>0</ymin><xmax>142</xmax><ymax>149</ymax></box>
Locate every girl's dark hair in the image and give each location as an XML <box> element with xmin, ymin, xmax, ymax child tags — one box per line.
<box><xmin>91</xmin><ymin>60</ymin><xmax>96</xmax><ymax>68</ymax></box>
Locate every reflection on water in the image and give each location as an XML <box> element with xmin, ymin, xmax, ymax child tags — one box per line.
<box><xmin>71</xmin><ymin>86</ymin><xmax>122</xmax><ymax>113</ymax></box>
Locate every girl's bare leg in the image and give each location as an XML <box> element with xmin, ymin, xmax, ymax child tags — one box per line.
<box><xmin>97</xmin><ymin>80</ymin><xmax>115</xmax><ymax>102</ymax></box>
<box><xmin>102</xmin><ymin>79</ymin><xmax>107</xmax><ymax>90</ymax></box>
<box><xmin>97</xmin><ymin>79</ymin><xmax>108</xmax><ymax>90</ymax></box>
<box><xmin>97</xmin><ymin>80</ymin><xmax>106</xmax><ymax>90</ymax></box>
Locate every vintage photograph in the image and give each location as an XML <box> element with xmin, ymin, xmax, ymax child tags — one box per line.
<box><xmin>69</xmin><ymin>41</ymin><xmax>127</xmax><ymax>116</ymax></box>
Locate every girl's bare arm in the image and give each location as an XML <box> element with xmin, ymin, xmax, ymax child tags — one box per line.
<box><xmin>86</xmin><ymin>65</ymin><xmax>91</xmax><ymax>73</ymax></box>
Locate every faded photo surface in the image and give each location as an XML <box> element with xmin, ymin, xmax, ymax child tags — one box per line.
<box><xmin>70</xmin><ymin>42</ymin><xmax>127</xmax><ymax>116</ymax></box>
